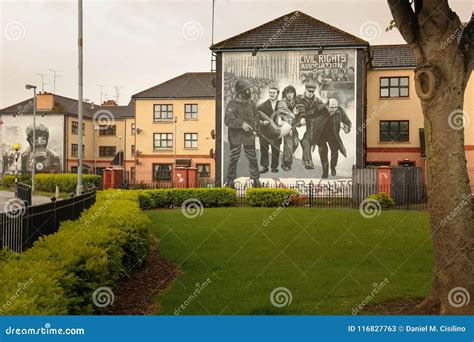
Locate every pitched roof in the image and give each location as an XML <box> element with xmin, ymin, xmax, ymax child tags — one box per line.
<box><xmin>211</xmin><ymin>11</ymin><xmax>368</xmax><ymax>50</ymax></box>
<box><xmin>0</xmin><ymin>94</ymin><xmax>133</xmax><ymax>119</ymax></box>
<box><xmin>370</xmin><ymin>44</ymin><xmax>417</xmax><ymax>69</ymax></box>
<box><xmin>132</xmin><ymin>72</ymin><xmax>216</xmax><ymax>99</ymax></box>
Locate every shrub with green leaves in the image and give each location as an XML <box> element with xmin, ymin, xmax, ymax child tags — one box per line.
<box><xmin>368</xmin><ymin>192</ymin><xmax>396</xmax><ymax>209</ymax></box>
<box><xmin>0</xmin><ymin>190</ymin><xmax>151</xmax><ymax>315</ymax></box>
<box><xmin>138</xmin><ymin>188</ymin><xmax>237</xmax><ymax>209</ymax></box>
<box><xmin>1</xmin><ymin>174</ymin><xmax>101</xmax><ymax>192</ymax></box>
<box><xmin>246</xmin><ymin>188</ymin><xmax>299</xmax><ymax>207</ymax></box>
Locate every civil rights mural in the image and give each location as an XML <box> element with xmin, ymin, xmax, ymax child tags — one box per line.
<box><xmin>1</xmin><ymin>114</ymin><xmax>64</xmax><ymax>174</ymax></box>
<box><xmin>221</xmin><ymin>49</ymin><xmax>357</xmax><ymax>187</ymax></box>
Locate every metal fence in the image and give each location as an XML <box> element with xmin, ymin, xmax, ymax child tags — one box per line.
<box><xmin>234</xmin><ymin>183</ymin><xmax>429</xmax><ymax>209</ymax></box>
<box><xmin>15</xmin><ymin>182</ymin><xmax>32</xmax><ymax>205</ymax></box>
<box><xmin>0</xmin><ymin>189</ymin><xmax>96</xmax><ymax>252</ymax></box>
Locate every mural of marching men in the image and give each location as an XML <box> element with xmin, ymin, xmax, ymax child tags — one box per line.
<box><xmin>222</xmin><ymin>49</ymin><xmax>356</xmax><ymax>185</ymax></box>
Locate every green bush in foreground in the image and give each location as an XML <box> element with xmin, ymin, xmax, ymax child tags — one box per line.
<box><xmin>368</xmin><ymin>192</ymin><xmax>396</xmax><ymax>209</ymax></box>
<box><xmin>0</xmin><ymin>190</ymin><xmax>151</xmax><ymax>315</ymax></box>
<box><xmin>246</xmin><ymin>188</ymin><xmax>299</xmax><ymax>207</ymax></box>
<box><xmin>138</xmin><ymin>188</ymin><xmax>237</xmax><ymax>209</ymax></box>
<box><xmin>1</xmin><ymin>174</ymin><xmax>101</xmax><ymax>192</ymax></box>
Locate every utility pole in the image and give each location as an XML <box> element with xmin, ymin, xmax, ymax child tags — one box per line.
<box><xmin>77</xmin><ymin>0</ymin><xmax>84</xmax><ymax>195</ymax></box>
<box><xmin>97</xmin><ymin>84</ymin><xmax>106</xmax><ymax>105</ymax></box>
<box><xmin>49</xmin><ymin>69</ymin><xmax>63</xmax><ymax>94</ymax></box>
<box><xmin>36</xmin><ymin>73</ymin><xmax>49</xmax><ymax>92</ymax></box>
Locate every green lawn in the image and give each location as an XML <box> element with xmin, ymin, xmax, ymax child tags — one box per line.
<box><xmin>147</xmin><ymin>208</ymin><xmax>432</xmax><ymax>315</ymax></box>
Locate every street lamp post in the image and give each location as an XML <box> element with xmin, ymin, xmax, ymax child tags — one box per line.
<box><xmin>25</xmin><ymin>84</ymin><xmax>37</xmax><ymax>194</ymax></box>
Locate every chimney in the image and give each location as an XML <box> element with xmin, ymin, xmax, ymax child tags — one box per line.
<box><xmin>36</xmin><ymin>92</ymin><xmax>55</xmax><ymax>111</ymax></box>
<box><xmin>102</xmin><ymin>99</ymin><xmax>117</xmax><ymax>106</ymax></box>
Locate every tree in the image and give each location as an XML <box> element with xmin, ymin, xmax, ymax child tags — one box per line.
<box><xmin>387</xmin><ymin>0</ymin><xmax>473</xmax><ymax>314</ymax></box>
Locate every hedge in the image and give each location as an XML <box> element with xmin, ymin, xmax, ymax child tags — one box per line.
<box><xmin>0</xmin><ymin>189</ymin><xmax>151</xmax><ymax>315</ymax></box>
<box><xmin>138</xmin><ymin>188</ymin><xmax>237</xmax><ymax>209</ymax></box>
<box><xmin>1</xmin><ymin>174</ymin><xmax>101</xmax><ymax>192</ymax></box>
<box><xmin>246</xmin><ymin>188</ymin><xmax>300</xmax><ymax>207</ymax></box>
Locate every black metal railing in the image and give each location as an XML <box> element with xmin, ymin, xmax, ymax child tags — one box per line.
<box><xmin>1</xmin><ymin>189</ymin><xmax>96</xmax><ymax>252</ymax></box>
<box><xmin>15</xmin><ymin>182</ymin><xmax>32</xmax><ymax>206</ymax></box>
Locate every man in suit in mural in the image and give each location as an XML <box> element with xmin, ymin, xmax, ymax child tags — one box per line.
<box><xmin>257</xmin><ymin>86</ymin><xmax>281</xmax><ymax>173</ymax></box>
<box><xmin>298</xmin><ymin>82</ymin><xmax>324</xmax><ymax>170</ymax></box>
<box><xmin>21</xmin><ymin>124</ymin><xmax>61</xmax><ymax>173</ymax></box>
<box><xmin>310</xmin><ymin>98</ymin><xmax>351</xmax><ymax>179</ymax></box>
<box><xmin>224</xmin><ymin>79</ymin><xmax>262</xmax><ymax>188</ymax></box>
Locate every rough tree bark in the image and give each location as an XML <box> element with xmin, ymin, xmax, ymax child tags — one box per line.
<box><xmin>387</xmin><ymin>0</ymin><xmax>473</xmax><ymax>314</ymax></box>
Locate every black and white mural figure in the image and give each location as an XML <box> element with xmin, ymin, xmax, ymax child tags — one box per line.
<box><xmin>257</xmin><ymin>86</ymin><xmax>281</xmax><ymax>174</ymax></box>
<box><xmin>222</xmin><ymin>49</ymin><xmax>356</xmax><ymax>186</ymax></box>
<box><xmin>21</xmin><ymin>124</ymin><xmax>62</xmax><ymax>172</ymax></box>
<box><xmin>311</xmin><ymin>98</ymin><xmax>352</xmax><ymax>178</ymax></box>
<box><xmin>1</xmin><ymin>115</ymin><xmax>64</xmax><ymax>174</ymax></box>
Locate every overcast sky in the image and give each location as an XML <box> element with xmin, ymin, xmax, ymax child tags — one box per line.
<box><xmin>0</xmin><ymin>0</ymin><xmax>472</xmax><ymax>108</ymax></box>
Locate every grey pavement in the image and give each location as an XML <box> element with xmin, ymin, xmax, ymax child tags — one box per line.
<box><xmin>0</xmin><ymin>190</ymin><xmax>52</xmax><ymax>212</ymax></box>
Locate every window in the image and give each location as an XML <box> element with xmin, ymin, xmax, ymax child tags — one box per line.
<box><xmin>380</xmin><ymin>120</ymin><xmax>409</xmax><ymax>142</ymax></box>
<box><xmin>71</xmin><ymin>166</ymin><xmax>78</xmax><ymax>174</ymax></box>
<box><xmin>131</xmin><ymin>145</ymin><xmax>136</xmax><ymax>156</ymax></box>
<box><xmin>184</xmin><ymin>133</ymin><xmax>198</xmax><ymax>148</ymax></box>
<box><xmin>153</xmin><ymin>133</ymin><xmax>173</xmax><ymax>149</ymax></box>
<box><xmin>71</xmin><ymin>143</ymin><xmax>78</xmax><ymax>157</ymax></box>
<box><xmin>197</xmin><ymin>164</ymin><xmax>210</xmax><ymax>177</ymax></box>
<box><xmin>380</xmin><ymin>77</ymin><xmax>409</xmax><ymax>98</ymax></box>
<box><xmin>71</xmin><ymin>144</ymin><xmax>84</xmax><ymax>157</ymax></box>
<box><xmin>99</xmin><ymin>125</ymin><xmax>116</xmax><ymax>136</ymax></box>
<box><xmin>72</xmin><ymin>121</ymin><xmax>78</xmax><ymax>135</ymax></box>
<box><xmin>71</xmin><ymin>121</ymin><xmax>85</xmax><ymax>135</ymax></box>
<box><xmin>154</xmin><ymin>104</ymin><xmax>173</xmax><ymax>121</ymax></box>
<box><xmin>131</xmin><ymin>123</ymin><xmax>136</xmax><ymax>135</ymax></box>
<box><xmin>99</xmin><ymin>146</ymin><xmax>116</xmax><ymax>157</ymax></box>
<box><xmin>153</xmin><ymin>164</ymin><xmax>172</xmax><ymax>181</ymax></box>
<box><xmin>185</xmin><ymin>104</ymin><xmax>198</xmax><ymax>120</ymax></box>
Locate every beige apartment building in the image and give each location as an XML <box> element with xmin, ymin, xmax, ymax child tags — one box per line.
<box><xmin>130</xmin><ymin>72</ymin><xmax>216</xmax><ymax>184</ymax></box>
<box><xmin>366</xmin><ymin>44</ymin><xmax>474</xmax><ymax>182</ymax></box>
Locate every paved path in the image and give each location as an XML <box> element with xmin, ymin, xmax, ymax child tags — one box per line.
<box><xmin>0</xmin><ymin>190</ymin><xmax>52</xmax><ymax>212</ymax></box>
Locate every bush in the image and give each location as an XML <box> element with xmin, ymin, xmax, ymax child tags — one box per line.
<box><xmin>368</xmin><ymin>192</ymin><xmax>395</xmax><ymax>209</ymax></box>
<box><xmin>0</xmin><ymin>190</ymin><xmax>151</xmax><ymax>315</ymax></box>
<box><xmin>1</xmin><ymin>174</ymin><xmax>101</xmax><ymax>192</ymax></box>
<box><xmin>246</xmin><ymin>188</ymin><xmax>299</xmax><ymax>207</ymax></box>
<box><xmin>138</xmin><ymin>188</ymin><xmax>237</xmax><ymax>209</ymax></box>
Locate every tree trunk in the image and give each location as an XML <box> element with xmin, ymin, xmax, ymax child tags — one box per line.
<box><xmin>388</xmin><ymin>0</ymin><xmax>474</xmax><ymax>314</ymax></box>
<box><xmin>414</xmin><ymin>21</ymin><xmax>474</xmax><ymax>315</ymax></box>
